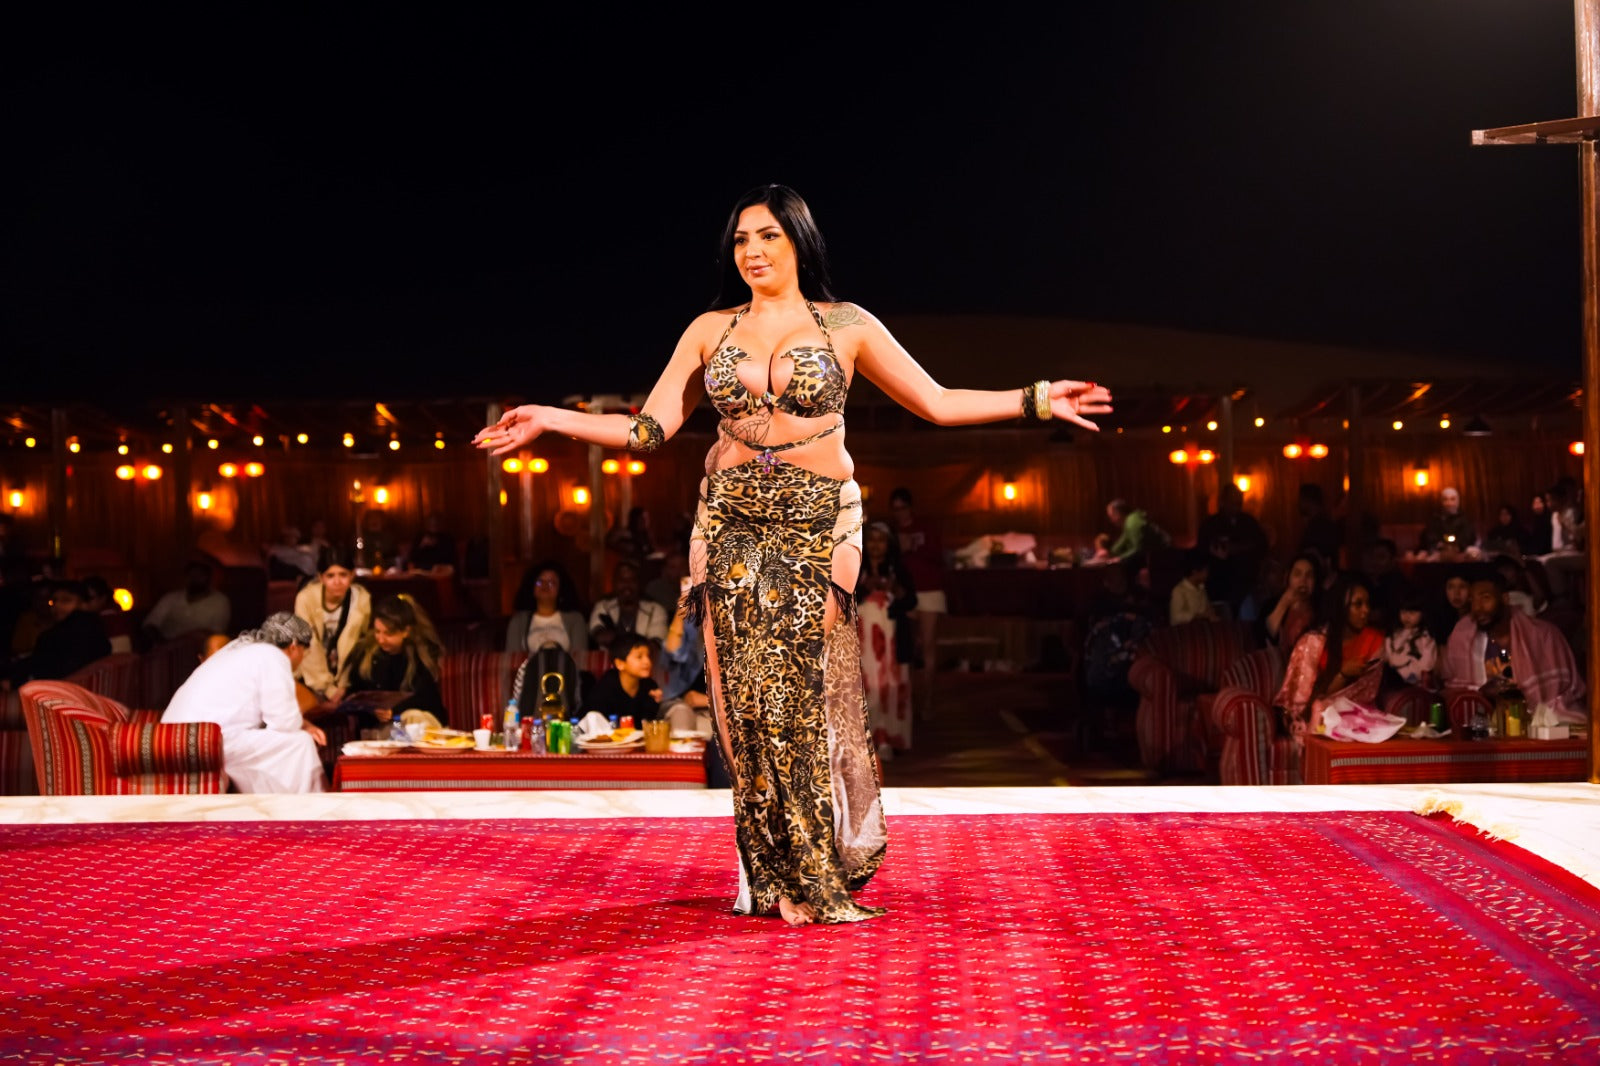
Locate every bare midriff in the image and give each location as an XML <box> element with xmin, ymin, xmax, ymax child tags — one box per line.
<box><xmin>706</xmin><ymin>413</ymin><xmax>854</xmax><ymax>482</ymax></box>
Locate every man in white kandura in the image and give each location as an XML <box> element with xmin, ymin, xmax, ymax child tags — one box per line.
<box><xmin>161</xmin><ymin>612</ymin><xmax>328</xmax><ymax>793</ymax></box>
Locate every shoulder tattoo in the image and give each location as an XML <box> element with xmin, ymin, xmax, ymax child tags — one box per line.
<box><xmin>823</xmin><ymin>303</ymin><xmax>865</xmax><ymax>330</ymax></box>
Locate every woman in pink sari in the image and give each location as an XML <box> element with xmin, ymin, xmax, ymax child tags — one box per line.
<box><xmin>1275</xmin><ymin>573</ymin><xmax>1384</xmax><ymax>754</ymax></box>
<box><xmin>856</xmin><ymin>522</ymin><xmax>917</xmax><ymax>761</ymax></box>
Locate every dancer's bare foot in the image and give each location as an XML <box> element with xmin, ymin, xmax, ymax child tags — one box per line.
<box><xmin>778</xmin><ymin>897</ymin><xmax>817</xmax><ymax>926</ymax></box>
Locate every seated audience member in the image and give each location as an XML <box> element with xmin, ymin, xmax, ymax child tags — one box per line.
<box><xmin>161</xmin><ymin>613</ymin><xmax>327</xmax><ymax>793</ymax></box>
<box><xmin>7</xmin><ymin>578</ymin><xmax>54</xmax><ymax>660</ymax></box>
<box><xmin>1274</xmin><ymin>573</ymin><xmax>1385</xmax><ymax>754</ymax></box>
<box><xmin>81</xmin><ymin>575</ymin><xmax>133</xmax><ymax>653</ymax></box>
<box><xmin>1105</xmin><ymin>498</ymin><xmax>1168</xmax><ymax>570</ymax></box>
<box><xmin>142</xmin><ymin>562</ymin><xmax>232</xmax><ymax>645</ymax></box>
<box><xmin>294</xmin><ymin>546</ymin><xmax>373</xmax><ymax>706</ymax></box>
<box><xmin>1296</xmin><ymin>483</ymin><xmax>1343</xmax><ymax>574</ymax></box>
<box><xmin>1195</xmin><ymin>483</ymin><xmax>1268</xmax><ymax>613</ymax></box>
<box><xmin>1528</xmin><ymin>493</ymin><xmax>1554</xmax><ymax>556</ymax></box>
<box><xmin>1169</xmin><ymin>549</ymin><xmax>1218</xmax><ymax>626</ymax></box>
<box><xmin>584</xmin><ymin>631</ymin><xmax>661</xmax><ymax>723</ymax></box>
<box><xmin>1419</xmin><ymin>487</ymin><xmax>1478</xmax><ymax>556</ymax></box>
<box><xmin>353</xmin><ymin>509</ymin><xmax>399</xmax><ymax>572</ymax></box>
<box><xmin>346</xmin><ymin>594</ymin><xmax>446</xmax><ymax>728</ymax></box>
<box><xmin>1483</xmin><ymin>504</ymin><xmax>1534</xmax><ymax>558</ymax></box>
<box><xmin>642</xmin><ymin>545</ymin><xmax>690</xmax><ymax>614</ymax></box>
<box><xmin>1443</xmin><ymin>571</ymin><xmax>1586</xmax><ymax>724</ymax></box>
<box><xmin>1358</xmin><ymin>538</ymin><xmax>1406</xmax><ymax>631</ymax></box>
<box><xmin>505</xmin><ymin>561</ymin><xmax>588</xmax><ymax>658</ymax></box>
<box><xmin>605</xmin><ymin>505</ymin><xmax>658</xmax><ymax>564</ymax></box>
<box><xmin>1539</xmin><ymin>479</ymin><xmax>1587</xmax><ymax>607</ymax></box>
<box><xmin>1253</xmin><ymin>552</ymin><xmax>1321</xmax><ymax>653</ymax></box>
<box><xmin>1383</xmin><ymin>586</ymin><xmax>1437</xmax><ymax>692</ymax></box>
<box><xmin>659</xmin><ymin>585</ymin><xmax>710</xmax><ymax>733</ymax></box>
<box><xmin>1427</xmin><ymin>568</ymin><xmax>1474</xmax><ymax>649</ymax></box>
<box><xmin>81</xmin><ymin>576</ymin><xmax>116</xmax><ymax>616</ymax></box>
<box><xmin>7</xmin><ymin>580</ymin><xmax>111</xmax><ymax>684</ymax></box>
<box><xmin>407</xmin><ymin>513</ymin><xmax>458</xmax><ymax>573</ymax></box>
<box><xmin>590</xmin><ymin>559</ymin><xmax>668</xmax><ymax>651</ymax></box>
<box><xmin>266</xmin><ymin>526</ymin><xmax>319</xmax><ymax>582</ymax></box>
<box><xmin>1491</xmin><ymin>554</ymin><xmax>1544</xmax><ymax>617</ymax></box>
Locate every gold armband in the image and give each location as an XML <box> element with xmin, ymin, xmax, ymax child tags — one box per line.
<box><xmin>627</xmin><ymin>413</ymin><xmax>665</xmax><ymax>453</ymax></box>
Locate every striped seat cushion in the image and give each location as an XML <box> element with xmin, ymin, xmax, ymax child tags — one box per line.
<box><xmin>438</xmin><ymin>652</ymin><xmax>530</xmax><ymax>733</ymax></box>
<box><xmin>110</xmin><ymin>720</ymin><xmax>225</xmax><ymax>780</ymax></box>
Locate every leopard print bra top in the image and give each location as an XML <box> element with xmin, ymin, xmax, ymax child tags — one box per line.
<box><xmin>703</xmin><ymin>301</ymin><xmax>849</xmax><ymax>420</ymax></box>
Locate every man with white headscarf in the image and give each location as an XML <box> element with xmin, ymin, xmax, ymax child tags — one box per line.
<box><xmin>162</xmin><ymin>612</ymin><xmax>328</xmax><ymax>793</ymax></box>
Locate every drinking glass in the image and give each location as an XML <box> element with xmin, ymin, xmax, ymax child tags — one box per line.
<box><xmin>643</xmin><ymin>719</ymin><xmax>671</xmax><ymax>753</ymax></box>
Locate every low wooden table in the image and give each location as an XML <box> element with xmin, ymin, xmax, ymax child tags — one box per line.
<box><xmin>332</xmin><ymin>750</ymin><xmax>707</xmax><ymax>792</ymax></box>
<box><xmin>1303</xmin><ymin>734</ymin><xmax>1590</xmax><ymax>785</ymax></box>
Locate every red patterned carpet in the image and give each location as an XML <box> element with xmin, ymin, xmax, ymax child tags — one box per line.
<box><xmin>2</xmin><ymin>811</ymin><xmax>1598</xmax><ymax>1064</ymax></box>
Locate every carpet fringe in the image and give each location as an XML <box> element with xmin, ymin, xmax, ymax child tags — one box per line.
<box><xmin>1415</xmin><ymin>791</ymin><xmax>1521</xmax><ymax>843</ymax></box>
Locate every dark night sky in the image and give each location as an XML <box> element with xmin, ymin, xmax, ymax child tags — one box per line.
<box><xmin>0</xmin><ymin>2</ymin><xmax>1584</xmax><ymax>405</ymax></box>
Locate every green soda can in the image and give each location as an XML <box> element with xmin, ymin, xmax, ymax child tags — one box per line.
<box><xmin>547</xmin><ymin>718</ymin><xmax>572</xmax><ymax>755</ymax></box>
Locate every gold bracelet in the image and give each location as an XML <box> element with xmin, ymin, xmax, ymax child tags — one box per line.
<box><xmin>1032</xmin><ymin>380</ymin><xmax>1052</xmax><ymax>421</ymax></box>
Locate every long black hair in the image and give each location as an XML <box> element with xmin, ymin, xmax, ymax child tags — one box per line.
<box><xmin>1314</xmin><ymin>572</ymin><xmax>1373</xmax><ymax>695</ymax></box>
<box><xmin>708</xmin><ymin>184</ymin><xmax>838</xmax><ymax>309</ymax></box>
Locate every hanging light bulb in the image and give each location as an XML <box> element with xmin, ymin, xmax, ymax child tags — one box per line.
<box><xmin>115</xmin><ymin>465</ymin><xmax>136</xmax><ymax>480</ymax></box>
<box><xmin>1308</xmin><ymin>443</ymin><xmax>1329</xmax><ymax>459</ymax></box>
<box><xmin>252</xmin><ymin>435</ymin><xmax>264</xmax><ymax>447</ymax></box>
<box><xmin>626</xmin><ymin>460</ymin><xmax>645</xmax><ymax>475</ymax></box>
<box><xmin>602</xmin><ymin>459</ymin><xmax>620</xmax><ymax>474</ymax></box>
<box><xmin>218</xmin><ymin>463</ymin><xmax>238</xmax><ymax>478</ymax></box>
<box><xmin>297</xmin><ymin>433</ymin><xmax>310</xmax><ymax>444</ymax></box>
<box><xmin>530</xmin><ymin>458</ymin><xmax>549</xmax><ymax>473</ymax></box>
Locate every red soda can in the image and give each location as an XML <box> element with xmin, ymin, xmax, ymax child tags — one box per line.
<box><xmin>518</xmin><ymin>717</ymin><xmax>536</xmax><ymax>752</ymax></box>
<box><xmin>480</xmin><ymin>712</ymin><xmax>494</xmax><ymax>731</ymax></box>
<box><xmin>620</xmin><ymin>716</ymin><xmax>635</xmax><ymax>731</ymax></box>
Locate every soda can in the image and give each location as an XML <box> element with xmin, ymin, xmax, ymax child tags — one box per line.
<box><xmin>480</xmin><ymin>712</ymin><xmax>495</xmax><ymax>732</ymax></box>
<box><xmin>620</xmin><ymin>716</ymin><xmax>635</xmax><ymax>731</ymax></box>
<box><xmin>549</xmin><ymin>718</ymin><xmax>572</xmax><ymax>755</ymax></box>
<box><xmin>518</xmin><ymin>717</ymin><xmax>536</xmax><ymax>752</ymax></box>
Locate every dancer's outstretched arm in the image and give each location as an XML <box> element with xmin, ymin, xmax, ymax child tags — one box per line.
<box><xmin>846</xmin><ymin>305</ymin><xmax>1112</xmax><ymax>429</ymax></box>
<box><xmin>475</xmin><ymin>314</ymin><xmax>718</xmax><ymax>455</ymax></box>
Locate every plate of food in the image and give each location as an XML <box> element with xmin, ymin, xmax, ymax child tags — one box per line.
<box><xmin>415</xmin><ymin>727</ymin><xmax>477</xmax><ymax>751</ymax></box>
<box><xmin>576</xmin><ymin>730</ymin><xmax>645</xmax><ymax>753</ymax></box>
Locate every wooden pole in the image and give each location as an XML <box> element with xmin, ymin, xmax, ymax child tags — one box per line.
<box><xmin>1577</xmin><ymin>0</ymin><xmax>1600</xmax><ymax>780</ymax></box>
<box><xmin>48</xmin><ymin>408</ymin><xmax>68</xmax><ymax>562</ymax></box>
<box><xmin>1218</xmin><ymin>393</ymin><xmax>1236</xmax><ymax>493</ymax></box>
<box><xmin>485</xmin><ymin>403</ymin><xmax>506</xmax><ymax>616</ymax></box>
<box><xmin>171</xmin><ymin>406</ymin><xmax>194</xmax><ymax>568</ymax></box>
<box><xmin>1345</xmin><ymin>383</ymin><xmax>1365</xmax><ymax>560</ymax></box>
<box><xmin>588</xmin><ymin>443</ymin><xmax>606</xmax><ymax>601</ymax></box>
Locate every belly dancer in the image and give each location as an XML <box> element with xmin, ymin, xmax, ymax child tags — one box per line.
<box><xmin>477</xmin><ymin>184</ymin><xmax>1112</xmax><ymax>925</ymax></box>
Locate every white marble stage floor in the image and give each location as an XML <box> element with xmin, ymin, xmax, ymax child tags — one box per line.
<box><xmin>4</xmin><ymin>782</ymin><xmax>1597</xmax><ymax>889</ymax></box>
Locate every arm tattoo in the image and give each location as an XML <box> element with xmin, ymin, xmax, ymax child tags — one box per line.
<box><xmin>823</xmin><ymin>303</ymin><xmax>865</xmax><ymax>330</ymax></box>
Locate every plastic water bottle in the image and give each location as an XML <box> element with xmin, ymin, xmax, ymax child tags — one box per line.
<box><xmin>389</xmin><ymin>714</ymin><xmax>409</xmax><ymax>743</ymax></box>
<box><xmin>502</xmin><ymin>699</ymin><xmax>520</xmax><ymax>751</ymax></box>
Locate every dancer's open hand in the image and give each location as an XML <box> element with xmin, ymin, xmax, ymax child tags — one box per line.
<box><xmin>474</xmin><ymin>405</ymin><xmax>545</xmax><ymax>455</ymax></box>
<box><xmin>1050</xmin><ymin>381</ymin><xmax>1113</xmax><ymax>430</ymax></box>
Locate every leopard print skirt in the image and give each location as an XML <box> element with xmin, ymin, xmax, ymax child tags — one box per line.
<box><xmin>688</xmin><ymin>459</ymin><xmax>888</xmax><ymax>923</ymax></box>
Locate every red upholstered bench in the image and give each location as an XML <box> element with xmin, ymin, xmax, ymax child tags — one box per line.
<box><xmin>20</xmin><ymin>680</ymin><xmax>225</xmax><ymax>795</ymax></box>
